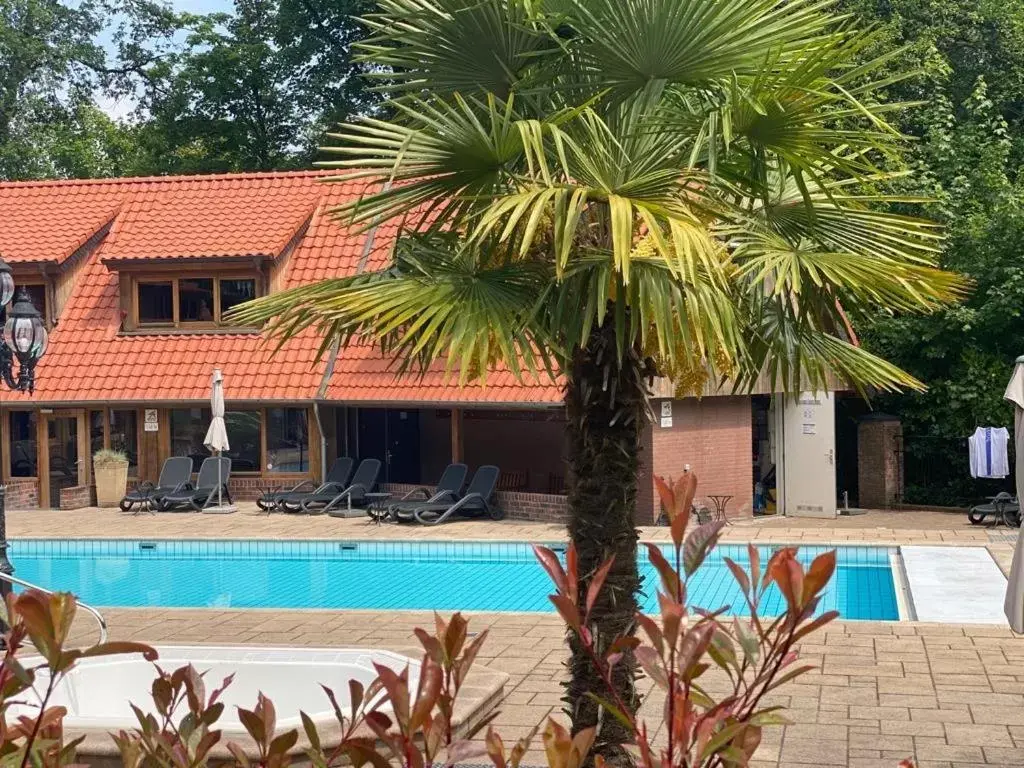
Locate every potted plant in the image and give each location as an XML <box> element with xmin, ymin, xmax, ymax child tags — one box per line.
<box><xmin>93</xmin><ymin>449</ymin><xmax>129</xmax><ymax>507</ymax></box>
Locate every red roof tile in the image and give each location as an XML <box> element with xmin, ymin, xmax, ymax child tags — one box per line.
<box><xmin>1</xmin><ymin>171</ymin><xmax>563</xmax><ymax>406</ymax></box>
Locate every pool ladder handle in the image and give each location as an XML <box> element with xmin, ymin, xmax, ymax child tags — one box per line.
<box><xmin>0</xmin><ymin>571</ymin><xmax>108</xmax><ymax>644</ymax></box>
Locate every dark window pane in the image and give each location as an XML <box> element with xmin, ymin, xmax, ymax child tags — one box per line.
<box><xmin>110</xmin><ymin>410</ymin><xmax>138</xmax><ymax>474</ymax></box>
<box><xmin>224</xmin><ymin>411</ymin><xmax>261</xmax><ymax>472</ymax></box>
<box><xmin>170</xmin><ymin>408</ymin><xmax>261</xmax><ymax>473</ymax></box>
<box><xmin>22</xmin><ymin>285</ymin><xmax>46</xmax><ymax>324</ymax></box>
<box><xmin>8</xmin><ymin>411</ymin><xmax>37</xmax><ymax>477</ymax></box>
<box><xmin>267</xmin><ymin>408</ymin><xmax>309</xmax><ymax>472</ymax></box>
<box><xmin>89</xmin><ymin>410</ymin><xmax>104</xmax><ymax>458</ymax></box>
<box><xmin>179</xmin><ymin>278</ymin><xmax>214</xmax><ymax>322</ymax></box>
<box><xmin>170</xmin><ymin>408</ymin><xmax>210</xmax><ymax>472</ymax></box>
<box><xmin>220</xmin><ymin>279</ymin><xmax>256</xmax><ymax>319</ymax></box>
<box><xmin>138</xmin><ymin>282</ymin><xmax>173</xmax><ymax>324</ymax></box>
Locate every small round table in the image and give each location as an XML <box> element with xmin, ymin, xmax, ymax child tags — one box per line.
<box><xmin>365</xmin><ymin>492</ymin><xmax>394</xmax><ymax>525</ymax></box>
<box><xmin>255</xmin><ymin>482</ymin><xmax>283</xmax><ymax>514</ymax></box>
<box><xmin>706</xmin><ymin>495</ymin><xmax>733</xmax><ymax>525</ymax></box>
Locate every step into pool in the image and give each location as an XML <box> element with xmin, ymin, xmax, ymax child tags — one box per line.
<box><xmin>9</xmin><ymin>540</ymin><xmax>900</xmax><ymax>620</ymax></box>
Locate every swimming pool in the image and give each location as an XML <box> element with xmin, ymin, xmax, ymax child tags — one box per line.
<box><xmin>9</xmin><ymin>540</ymin><xmax>900</xmax><ymax>620</ymax></box>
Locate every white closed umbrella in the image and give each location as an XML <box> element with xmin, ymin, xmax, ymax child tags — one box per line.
<box><xmin>1003</xmin><ymin>356</ymin><xmax>1024</xmax><ymax>631</ymax></box>
<box><xmin>202</xmin><ymin>368</ymin><xmax>234</xmax><ymax>514</ymax></box>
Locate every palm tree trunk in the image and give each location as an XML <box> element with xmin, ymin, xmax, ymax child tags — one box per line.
<box><xmin>564</xmin><ymin>314</ymin><xmax>649</xmax><ymax>767</ymax></box>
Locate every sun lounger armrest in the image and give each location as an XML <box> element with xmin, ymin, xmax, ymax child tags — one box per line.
<box><xmin>346</xmin><ymin>483</ymin><xmax>368</xmax><ymax>498</ymax></box>
<box><xmin>400</xmin><ymin>487</ymin><xmax>431</xmax><ymax>501</ymax></box>
<box><xmin>426</xmin><ymin>489</ymin><xmax>458</xmax><ymax>503</ymax></box>
<box><xmin>413</xmin><ymin>493</ymin><xmax>485</xmax><ymax>524</ymax></box>
<box><xmin>288</xmin><ymin>479</ymin><xmax>317</xmax><ymax>493</ymax></box>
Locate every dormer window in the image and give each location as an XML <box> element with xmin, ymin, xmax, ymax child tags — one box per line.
<box><xmin>131</xmin><ymin>274</ymin><xmax>259</xmax><ymax>330</ymax></box>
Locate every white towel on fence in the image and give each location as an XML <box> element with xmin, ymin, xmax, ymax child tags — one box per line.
<box><xmin>969</xmin><ymin>426</ymin><xmax>1010</xmax><ymax>479</ymax></box>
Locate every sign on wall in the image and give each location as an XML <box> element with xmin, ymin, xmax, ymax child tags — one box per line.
<box><xmin>660</xmin><ymin>400</ymin><xmax>673</xmax><ymax>428</ymax></box>
<box><xmin>144</xmin><ymin>409</ymin><xmax>159</xmax><ymax>432</ymax></box>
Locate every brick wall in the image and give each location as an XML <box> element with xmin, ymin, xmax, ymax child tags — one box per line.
<box><xmin>1</xmin><ymin>479</ymin><xmax>38</xmax><ymax>510</ymax></box>
<box><xmin>857</xmin><ymin>415</ymin><xmax>902</xmax><ymax>509</ymax></box>
<box><xmin>381</xmin><ymin>482</ymin><xmax>568</xmax><ymax>523</ymax></box>
<box><xmin>226</xmin><ymin>477</ymin><xmax>268</xmax><ymax>501</ymax></box>
<box><xmin>59</xmin><ymin>485</ymin><xmax>91</xmax><ymax>510</ymax></box>
<box><xmin>638</xmin><ymin>396</ymin><xmax>754</xmax><ymax>524</ymax></box>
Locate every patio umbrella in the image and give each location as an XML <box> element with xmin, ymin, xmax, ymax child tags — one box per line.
<box><xmin>1003</xmin><ymin>356</ymin><xmax>1024</xmax><ymax>632</ymax></box>
<box><xmin>203</xmin><ymin>368</ymin><xmax>232</xmax><ymax>512</ymax></box>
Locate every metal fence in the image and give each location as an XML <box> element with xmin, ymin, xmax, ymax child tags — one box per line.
<box><xmin>899</xmin><ymin>433</ymin><xmax>1014</xmax><ymax>507</ymax></box>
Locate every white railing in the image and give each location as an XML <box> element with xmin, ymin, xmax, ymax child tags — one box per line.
<box><xmin>0</xmin><ymin>572</ymin><xmax>108</xmax><ymax>644</ymax></box>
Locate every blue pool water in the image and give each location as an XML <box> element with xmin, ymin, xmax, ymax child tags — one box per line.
<box><xmin>8</xmin><ymin>540</ymin><xmax>900</xmax><ymax>620</ymax></box>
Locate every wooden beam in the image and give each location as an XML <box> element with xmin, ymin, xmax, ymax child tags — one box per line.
<box><xmin>37</xmin><ymin>412</ymin><xmax>49</xmax><ymax>509</ymax></box>
<box><xmin>450</xmin><ymin>408</ymin><xmax>464</xmax><ymax>464</ymax></box>
<box><xmin>76</xmin><ymin>410</ymin><xmax>89</xmax><ymax>486</ymax></box>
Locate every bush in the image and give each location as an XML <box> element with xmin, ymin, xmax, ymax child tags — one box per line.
<box><xmin>92</xmin><ymin>448</ymin><xmax>129</xmax><ymax>468</ymax></box>
<box><xmin>0</xmin><ymin>472</ymin><xmax>904</xmax><ymax>768</ymax></box>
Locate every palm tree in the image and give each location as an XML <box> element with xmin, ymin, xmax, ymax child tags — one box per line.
<box><xmin>232</xmin><ymin>0</ymin><xmax>965</xmax><ymax>761</ymax></box>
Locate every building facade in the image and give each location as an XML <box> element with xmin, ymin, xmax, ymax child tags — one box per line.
<box><xmin>0</xmin><ymin>171</ymin><xmax>843</xmax><ymax>520</ymax></box>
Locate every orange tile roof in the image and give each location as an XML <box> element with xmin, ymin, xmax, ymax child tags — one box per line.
<box><xmin>0</xmin><ymin>181</ymin><xmax>123</xmax><ymax>264</ymax></box>
<box><xmin>1</xmin><ymin>171</ymin><xmax>563</xmax><ymax>406</ymax></box>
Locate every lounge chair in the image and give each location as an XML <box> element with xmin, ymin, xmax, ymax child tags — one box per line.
<box><xmin>119</xmin><ymin>456</ymin><xmax>192</xmax><ymax>512</ymax></box>
<box><xmin>378</xmin><ymin>463</ymin><xmax>468</xmax><ymax>521</ymax></box>
<box><xmin>297</xmin><ymin>458</ymin><xmax>381</xmax><ymax>515</ymax></box>
<box><xmin>968</xmin><ymin>492</ymin><xmax>1021</xmax><ymax>527</ymax></box>
<box><xmin>402</xmin><ymin>465</ymin><xmax>502</xmax><ymax>525</ymax></box>
<box><xmin>155</xmin><ymin>456</ymin><xmax>232</xmax><ymax>512</ymax></box>
<box><xmin>259</xmin><ymin>457</ymin><xmax>354</xmax><ymax>512</ymax></box>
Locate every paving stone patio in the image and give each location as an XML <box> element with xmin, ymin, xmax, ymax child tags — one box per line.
<box><xmin>11</xmin><ymin>506</ymin><xmax>1024</xmax><ymax>768</ymax></box>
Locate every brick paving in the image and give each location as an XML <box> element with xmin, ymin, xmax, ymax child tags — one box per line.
<box><xmin>14</xmin><ymin>507</ymin><xmax>1024</xmax><ymax>768</ymax></box>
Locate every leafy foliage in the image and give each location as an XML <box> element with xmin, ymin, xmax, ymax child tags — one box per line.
<box><xmin>233</xmin><ymin>0</ymin><xmax>965</xmax><ymax>398</ymax></box>
<box><xmin>0</xmin><ymin>0</ymin><xmax>378</xmax><ymax>180</ymax></box>
<box><xmin>843</xmin><ymin>0</ymin><xmax>1024</xmax><ymax>503</ymax></box>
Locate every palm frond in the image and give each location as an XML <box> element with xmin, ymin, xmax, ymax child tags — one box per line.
<box><xmin>230</xmin><ymin>233</ymin><xmax>556</xmax><ymax>384</ymax></box>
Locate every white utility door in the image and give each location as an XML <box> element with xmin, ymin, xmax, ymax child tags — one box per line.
<box><xmin>780</xmin><ymin>392</ymin><xmax>837</xmax><ymax>518</ymax></box>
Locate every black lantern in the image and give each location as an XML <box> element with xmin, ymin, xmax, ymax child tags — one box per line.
<box><xmin>0</xmin><ymin>258</ymin><xmax>47</xmax><ymax>392</ymax></box>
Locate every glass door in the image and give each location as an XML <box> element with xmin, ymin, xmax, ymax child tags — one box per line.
<box><xmin>47</xmin><ymin>414</ymin><xmax>79</xmax><ymax>507</ymax></box>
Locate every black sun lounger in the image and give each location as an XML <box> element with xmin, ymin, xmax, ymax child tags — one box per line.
<box><xmin>383</xmin><ymin>463</ymin><xmax>468</xmax><ymax>521</ymax></box>
<box><xmin>296</xmin><ymin>458</ymin><xmax>380</xmax><ymax>515</ymax></box>
<box><xmin>119</xmin><ymin>456</ymin><xmax>192</xmax><ymax>512</ymax></box>
<box><xmin>156</xmin><ymin>456</ymin><xmax>232</xmax><ymax>512</ymax></box>
<box><xmin>261</xmin><ymin>457</ymin><xmax>354</xmax><ymax>512</ymax></box>
<box><xmin>403</xmin><ymin>465</ymin><xmax>502</xmax><ymax>525</ymax></box>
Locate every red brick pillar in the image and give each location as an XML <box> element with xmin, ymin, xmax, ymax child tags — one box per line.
<box><xmin>857</xmin><ymin>414</ymin><xmax>903</xmax><ymax>509</ymax></box>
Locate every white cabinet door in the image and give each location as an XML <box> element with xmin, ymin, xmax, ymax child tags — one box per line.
<box><xmin>781</xmin><ymin>392</ymin><xmax>837</xmax><ymax>518</ymax></box>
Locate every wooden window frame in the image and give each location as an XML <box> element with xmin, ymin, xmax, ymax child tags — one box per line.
<box><xmin>132</xmin><ymin>273</ymin><xmax>259</xmax><ymax>330</ymax></box>
<box><xmin>265</xmin><ymin>406</ymin><xmax>313</xmax><ymax>475</ymax></box>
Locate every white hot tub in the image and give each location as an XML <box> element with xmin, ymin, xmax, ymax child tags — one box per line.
<box><xmin>15</xmin><ymin>646</ymin><xmax>422</xmax><ymax>735</ymax></box>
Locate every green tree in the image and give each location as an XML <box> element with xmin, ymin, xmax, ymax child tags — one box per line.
<box><xmin>837</xmin><ymin>0</ymin><xmax>1024</xmax><ymax>503</ymax></box>
<box><xmin>126</xmin><ymin>0</ymin><xmax>376</xmax><ymax>173</ymax></box>
<box><xmin>231</xmin><ymin>0</ymin><xmax>963</xmax><ymax>759</ymax></box>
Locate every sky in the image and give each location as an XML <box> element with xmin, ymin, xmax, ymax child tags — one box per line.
<box><xmin>96</xmin><ymin>0</ymin><xmax>234</xmax><ymax>119</ymax></box>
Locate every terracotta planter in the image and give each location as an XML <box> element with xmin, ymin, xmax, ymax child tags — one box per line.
<box><xmin>94</xmin><ymin>460</ymin><xmax>129</xmax><ymax>507</ymax></box>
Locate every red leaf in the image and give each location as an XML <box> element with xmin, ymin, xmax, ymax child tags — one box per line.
<box><xmin>723</xmin><ymin>557</ymin><xmax>750</xmax><ymax>595</ymax></box>
<box><xmin>585</xmin><ymin>556</ymin><xmax>616</xmax><ymax>618</ymax></box>
<box><xmin>533</xmin><ymin>545</ymin><xmax>569</xmax><ymax>595</ymax></box>
<box><xmin>802</xmin><ymin>550</ymin><xmax>837</xmax><ymax>605</ymax></box>
<box><xmin>566</xmin><ymin>544</ymin><xmax>579</xmax><ymax>600</ymax></box>
<box><xmin>645</xmin><ymin>543</ymin><xmax>681</xmax><ymax>600</ymax></box>
<box><xmin>550</xmin><ymin>594</ymin><xmax>581</xmax><ymax>631</ymax></box>
<box><xmin>683</xmin><ymin>521</ymin><xmax>724</xmax><ymax>577</ymax></box>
